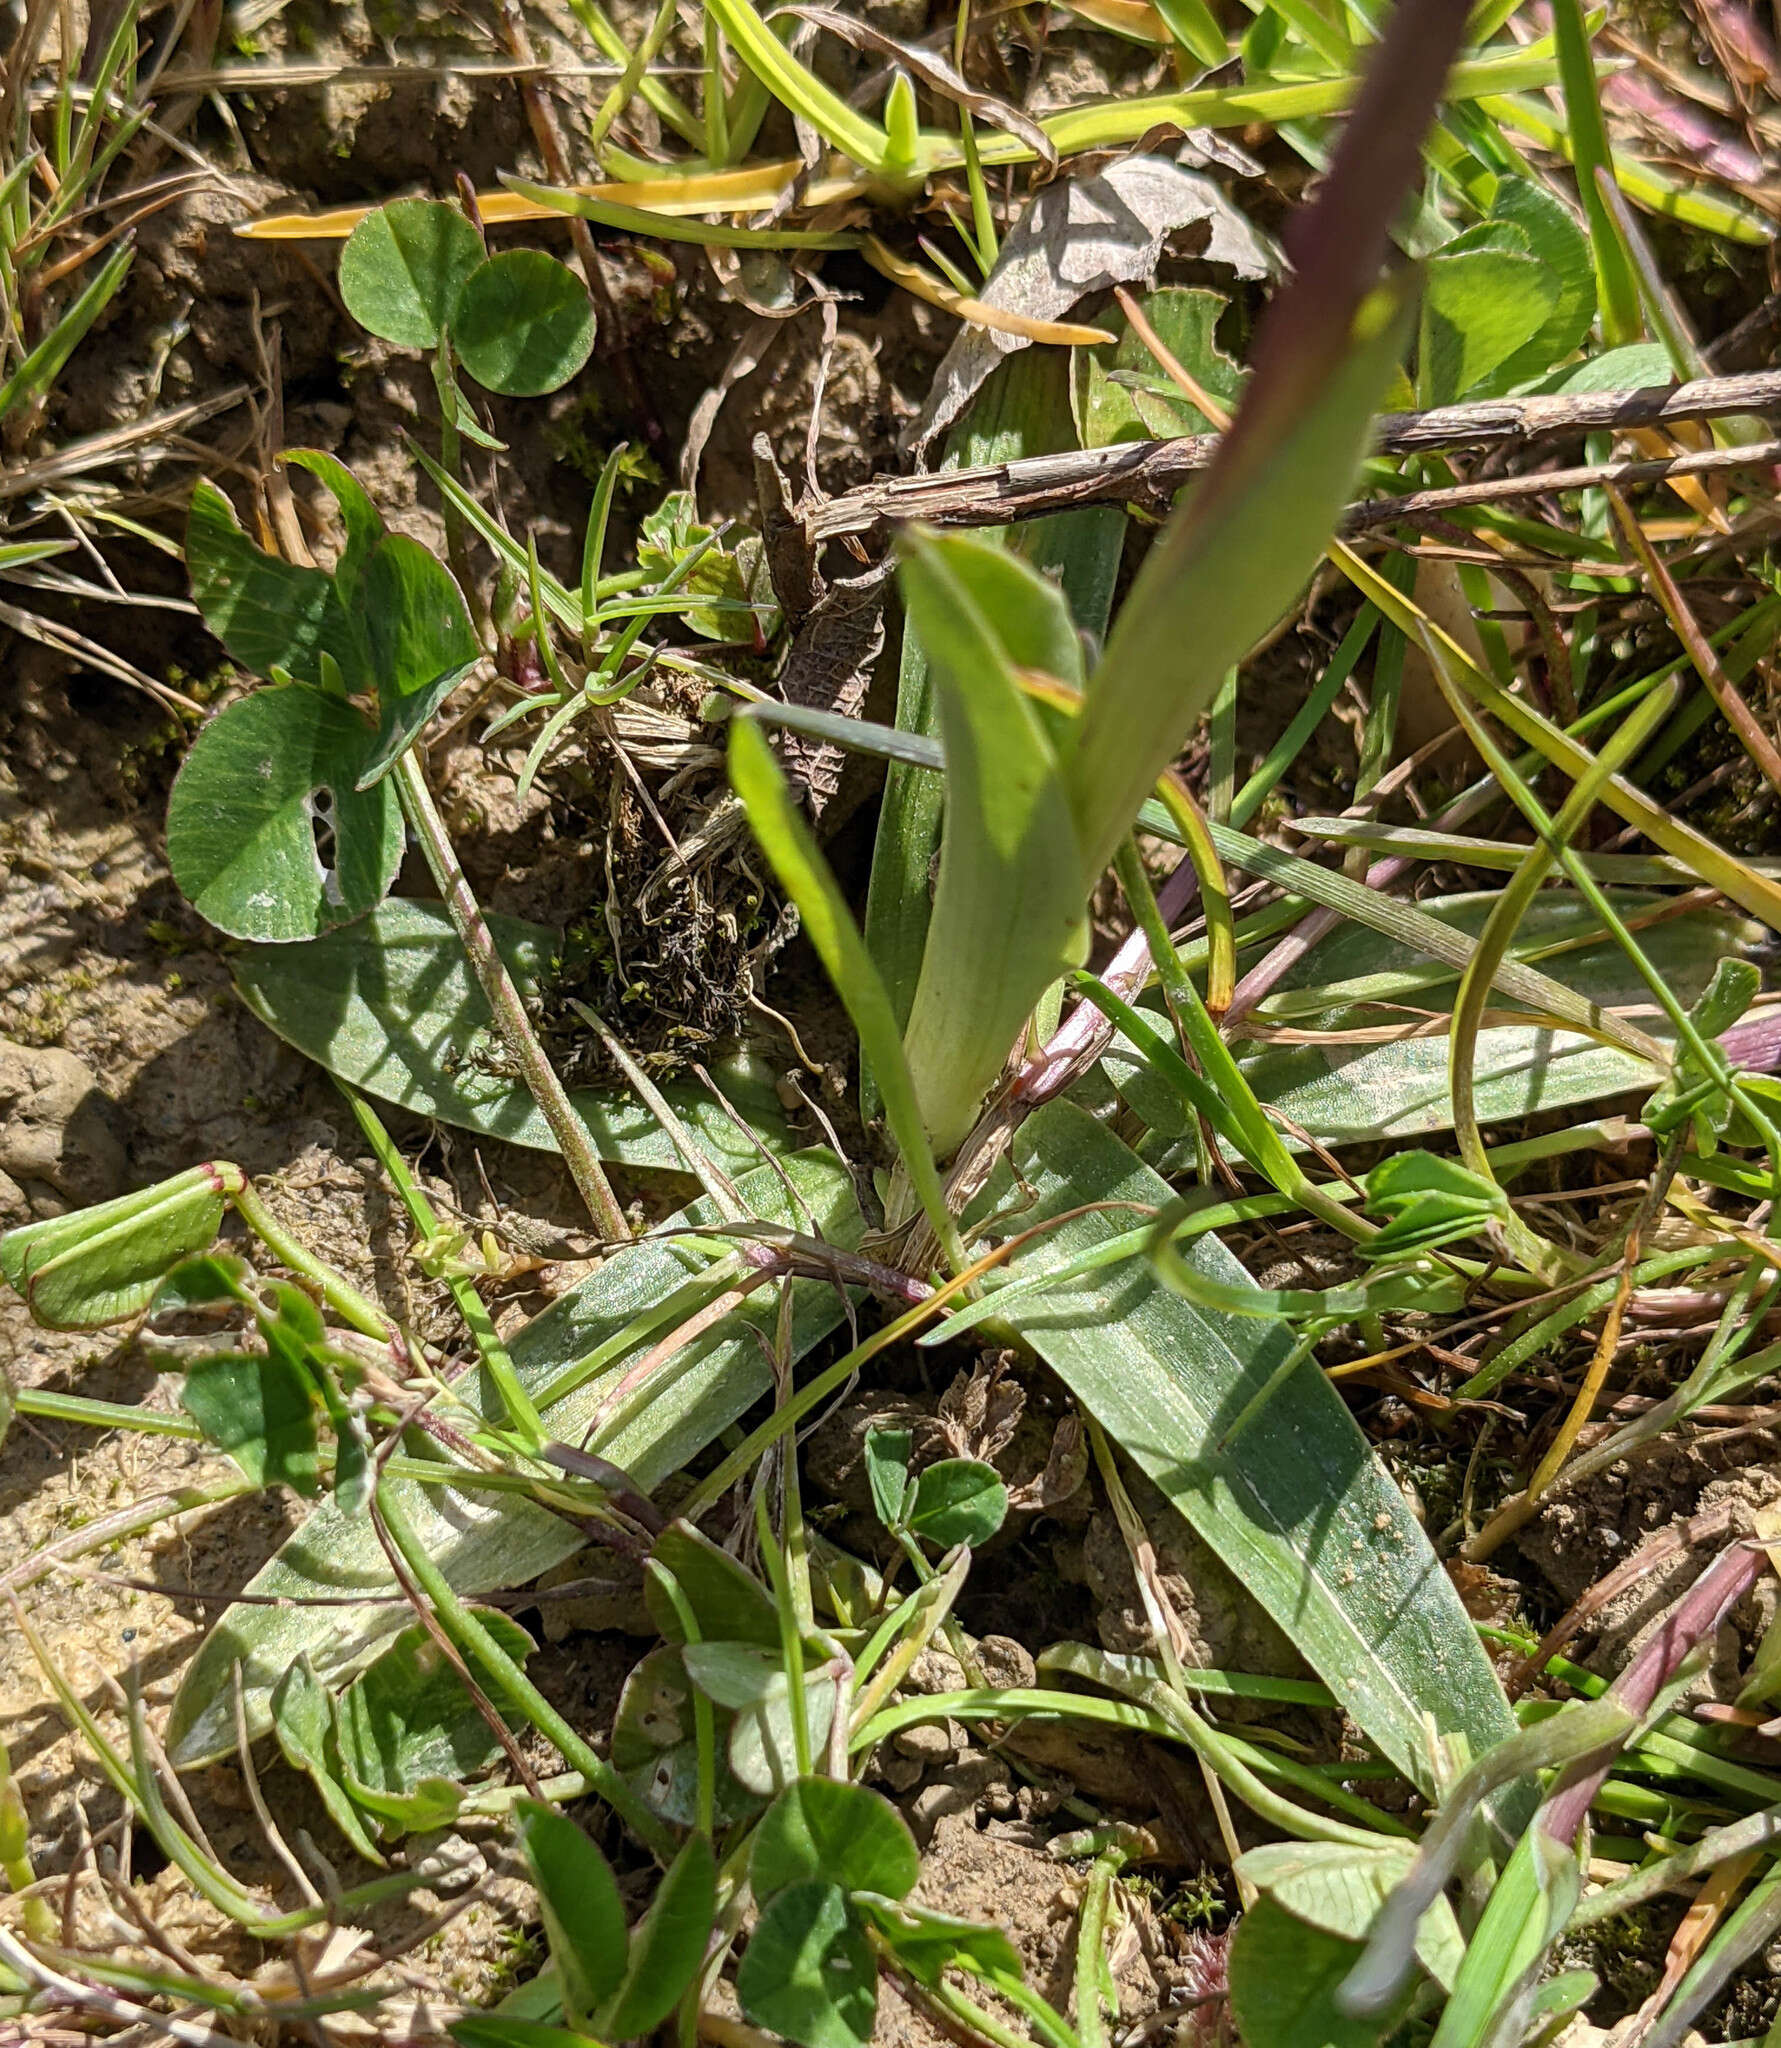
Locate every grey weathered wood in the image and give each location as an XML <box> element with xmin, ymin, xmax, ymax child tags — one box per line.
<box><xmin>804</xmin><ymin>369</ymin><xmax>1781</xmax><ymax>540</ymax></box>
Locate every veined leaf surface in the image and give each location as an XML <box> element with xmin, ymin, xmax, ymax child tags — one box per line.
<box><xmin>165</xmin><ymin>1149</ymin><xmax>860</xmax><ymax>1764</ymax></box>
<box><xmin>1000</xmin><ymin>1100</ymin><xmax>1516</xmax><ymax>1795</ymax></box>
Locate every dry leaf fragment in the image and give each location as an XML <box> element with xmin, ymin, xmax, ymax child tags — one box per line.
<box><xmin>905</xmin><ymin>152</ymin><xmax>1272</xmax><ymax>455</ymax></box>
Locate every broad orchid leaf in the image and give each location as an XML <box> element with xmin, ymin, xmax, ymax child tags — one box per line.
<box><xmin>230</xmin><ymin>898</ymin><xmax>795</xmax><ymax>1170</ymax></box>
<box><xmin>998</xmin><ymin>1100</ymin><xmax>1518</xmax><ymax>1799</ymax></box>
<box><xmin>165</xmin><ymin>1149</ymin><xmax>861</xmax><ymax>1764</ymax></box>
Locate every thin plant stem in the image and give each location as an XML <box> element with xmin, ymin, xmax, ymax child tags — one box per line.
<box><xmin>393</xmin><ymin>747</ymin><xmax>630</xmax><ymax>1240</ymax></box>
<box><xmin>375</xmin><ymin>1471</ymin><xmax>673</xmax><ymax>1855</ymax></box>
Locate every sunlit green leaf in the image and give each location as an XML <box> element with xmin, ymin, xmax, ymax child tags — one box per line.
<box><xmin>453</xmin><ymin>251</ymin><xmax>596</xmax><ymax>396</ymax></box>
<box><xmin>1</xmin><ymin>1166</ymin><xmax>229</xmax><ymax>1329</ymax></box>
<box><xmin>166</xmin><ymin>685</ymin><xmax>402</xmax><ymax>942</ymax></box>
<box><xmin>751</xmin><ymin>1779</ymin><xmax>920</xmax><ymax>1905</ymax></box>
<box><xmin>339</xmin><ymin>198</ymin><xmax>483</xmax><ymax>351</ymax></box>
<box><xmin>737</xmin><ymin>1881</ymin><xmax>876</xmax><ymax>2048</ymax></box>
<box><xmin>516</xmin><ymin>1800</ymin><xmax>628</xmax><ymax>2027</ymax></box>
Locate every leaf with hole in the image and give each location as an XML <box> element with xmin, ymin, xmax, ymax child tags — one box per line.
<box><xmin>335</xmin><ymin>1612</ymin><xmax>534</xmax><ymax>1797</ymax></box>
<box><xmin>166</xmin><ymin>684</ymin><xmax>402</xmax><ymax>942</ymax></box>
<box><xmin>355</xmin><ymin>533</ymin><xmax>481</xmax><ymax>787</ymax></box>
<box><xmin>515</xmin><ymin>1799</ymin><xmax>629</xmax><ymax>2027</ymax></box>
<box><xmin>453</xmin><ymin>250</ymin><xmax>596</xmax><ymax>396</ymax></box>
<box><xmin>230</xmin><ymin>898</ymin><xmax>795</xmax><ymax>1170</ymax></box>
<box><xmin>610</xmin><ymin>1645</ymin><xmax>762</xmax><ymax>1829</ymax></box>
<box><xmin>737</xmin><ymin>1881</ymin><xmax>877</xmax><ymax>2048</ymax></box>
<box><xmin>906</xmin><ymin>1459</ymin><xmax>1007</xmax><ymax>1549</ymax></box>
<box><xmin>751</xmin><ymin>1778</ymin><xmax>920</xmax><ymax>1905</ymax></box>
<box><xmin>180</xmin><ymin>1350</ymin><xmax>321</xmax><ymax>1494</ymax></box>
<box><xmin>339</xmin><ymin>198</ymin><xmax>484</xmax><ymax>351</ymax></box>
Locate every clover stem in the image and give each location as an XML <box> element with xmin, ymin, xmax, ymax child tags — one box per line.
<box><xmin>393</xmin><ymin>748</ymin><xmax>631</xmax><ymax>1242</ymax></box>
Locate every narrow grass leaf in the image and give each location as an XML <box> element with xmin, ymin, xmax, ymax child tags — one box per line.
<box><xmin>729</xmin><ymin>716</ymin><xmax>957</xmax><ymax>1265</ymax></box>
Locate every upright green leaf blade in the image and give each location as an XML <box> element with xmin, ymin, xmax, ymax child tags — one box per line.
<box><xmin>1067</xmin><ymin>279</ymin><xmax>1413</xmax><ymax>884</ymax></box>
<box><xmin>1000</xmin><ymin>1101</ymin><xmax>1516</xmax><ymax>1796</ymax></box>
<box><xmin>896</xmin><ymin>529</ymin><xmax>1088</xmax><ymax>1157</ymax></box>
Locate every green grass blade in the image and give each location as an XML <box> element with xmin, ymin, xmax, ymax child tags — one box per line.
<box><xmin>729</xmin><ymin>716</ymin><xmax>960</xmax><ymax>1267</ymax></box>
<box><xmin>1548</xmin><ymin>0</ymin><xmax>1641</xmax><ymax>343</ymax></box>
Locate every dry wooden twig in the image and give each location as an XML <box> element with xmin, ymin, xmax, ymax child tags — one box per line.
<box><xmin>804</xmin><ymin>369</ymin><xmax>1781</xmax><ymax>540</ymax></box>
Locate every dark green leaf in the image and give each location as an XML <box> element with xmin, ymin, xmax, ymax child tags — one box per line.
<box><xmin>356</xmin><ymin>534</ymin><xmax>481</xmax><ymax>786</ymax></box>
<box><xmin>339</xmin><ymin>199</ymin><xmax>484</xmax><ymax>351</ymax></box>
<box><xmin>281</xmin><ymin>450</ymin><xmax>385</xmax><ymax>604</ymax></box>
<box><xmin>751</xmin><ymin>1779</ymin><xmax>920</xmax><ymax>1905</ymax></box>
<box><xmin>186</xmin><ymin>483</ymin><xmax>355</xmax><ymax>689</ymax></box>
<box><xmin>1</xmin><ymin>1166</ymin><xmax>228</xmax><ymax>1329</ymax></box>
<box><xmin>452</xmin><ymin>2018</ymin><xmax>602</xmax><ymax>2048</ymax></box>
<box><xmin>336</xmin><ymin>1612</ymin><xmax>535</xmax><ymax>1795</ymax></box>
<box><xmin>851</xmin><ymin>1896</ymin><xmax>1022</xmax><ymax>1989</ymax></box>
<box><xmin>515</xmin><ymin>1799</ymin><xmax>628</xmax><ymax>2027</ymax></box>
<box><xmin>906</xmin><ymin>1460</ymin><xmax>1007</xmax><ymax>1549</ymax></box>
<box><xmin>153</xmin><ymin>1251</ymin><xmax>254</xmax><ymax>1311</ymax></box>
<box><xmin>737</xmin><ymin>1882</ymin><xmax>876</xmax><ymax>2048</ymax></box>
<box><xmin>1228</xmin><ymin>1896</ymin><xmax>1391</xmax><ymax>2048</ymax></box>
<box><xmin>863</xmin><ymin>1427</ymin><xmax>912</xmax><ymax>1529</ymax></box>
<box><xmin>647</xmin><ymin>1522</ymin><xmax>781</xmax><ymax>1648</ymax></box>
<box><xmin>270</xmin><ymin>1657</ymin><xmax>384</xmax><ymax>1864</ymax></box>
<box><xmin>597</xmin><ymin>1832</ymin><xmax>716</xmax><ymax>2037</ymax></box>
<box><xmin>229</xmin><ymin>899</ymin><xmax>795</xmax><ymax>1169</ymax></box>
<box><xmin>166</xmin><ymin>685</ymin><xmax>403</xmax><ymax>942</ymax></box>
<box><xmin>453</xmin><ymin>251</ymin><xmax>595</xmax><ymax>396</ymax></box>
<box><xmin>180</xmin><ymin>1351</ymin><xmax>320</xmax><ymax>1493</ymax></box>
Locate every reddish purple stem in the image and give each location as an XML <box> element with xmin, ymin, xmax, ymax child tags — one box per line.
<box><xmin>1541</xmin><ymin>1541</ymin><xmax>1764</xmax><ymax>1846</ymax></box>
